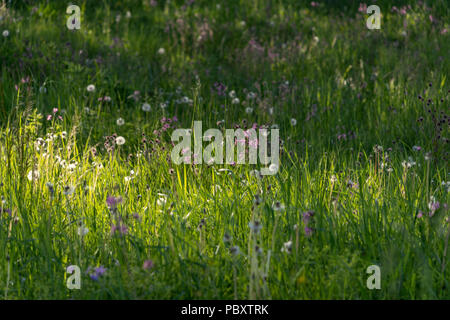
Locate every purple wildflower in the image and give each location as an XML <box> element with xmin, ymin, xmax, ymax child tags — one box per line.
<box><xmin>111</xmin><ymin>222</ymin><xmax>128</xmax><ymax>235</ymax></box>
<box><xmin>143</xmin><ymin>260</ymin><xmax>154</xmax><ymax>270</ymax></box>
<box><xmin>302</xmin><ymin>211</ymin><xmax>315</xmax><ymax>224</ymax></box>
<box><xmin>106</xmin><ymin>195</ymin><xmax>122</xmax><ymax>208</ymax></box>
<box><xmin>428</xmin><ymin>197</ymin><xmax>440</xmax><ymax>217</ymax></box>
<box><xmin>89</xmin><ymin>266</ymin><xmax>107</xmax><ymax>281</ymax></box>
<box><xmin>304</xmin><ymin>226</ymin><xmax>313</xmax><ymax>237</ymax></box>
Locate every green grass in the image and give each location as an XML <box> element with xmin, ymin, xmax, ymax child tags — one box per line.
<box><xmin>0</xmin><ymin>0</ymin><xmax>449</xmax><ymax>299</ymax></box>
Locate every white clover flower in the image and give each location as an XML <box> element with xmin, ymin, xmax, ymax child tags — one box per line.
<box><xmin>232</xmin><ymin>97</ymin><xmax>240</xmax><ymax>105</ymax></box>
<box><xmin>27</xmin><ymin>170</ymin><xmax>40</xmax><ymax>181</ymax></box>
<box><xmin>245</xmin><ymin>107</ymin><xmax>253</xmax><ymax>114</ymax></box>
<box><xmin>116</xmin><ymin>136</ymin><xmax>126</xmax><ymax>145</ymax></box>
<box><xmin>229</xmin><ymin>90</ymin><xmax>236</xmax><ymax>98</ymax></box>
<box><xmin>67</xmin><ymin>163</ymin><xmax>77</xmax><ymax>171</ymax></box>
<box><xmin>157</xmin><ymin>196</ymin><xmax>167</xmax><ymax>207</ymax></box>
<box><xmin>126</xmin><ymin>11</ymin><xmax>132</xmax><ymax>18</ymax></box>
<box><xmin>116</xmin><ymin>118</ymin><xmax>125</xmax><ymax>126</ymax></box>
<box><xmin>142</xmin><ymin>103</ymin><xmax>151</xmax><ymax>112</ymax></box>
<box><xmin>92</xmin><ymin>162</ymin><xmax>104</xmax><ymax>170</ymax></box>
<box><xmin>2</xmin><ymin>30</ymin><xmax>9</xmax><ymax>37</ymax></box>
<box><xmin>281</xmin><ymin>240</ymin><xmax>292</xmax><ymax>253</ymax></box>
<box><xmin>157</xmin><ymin>47</ymin><xmax>166</xmax><ymax>55</ymax></box>
<box><xmin>59</xmin><ymin>160</ymin><xmax>67</xmax><ymax>168</ymax></box>
<box><xmin>86</xmin><ymin>84</ymin><xmax>95</xmax><ymax>92</ymax></box>
<box><xmin>290</xmin><ymin>118</ymin><xmax>297</xmax><ymax>126</ymax></box>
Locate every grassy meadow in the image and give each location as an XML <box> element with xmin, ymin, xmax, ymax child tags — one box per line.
<box><xmin>0</xmin><ymin>0</ymin><xmax>449</xmax><ymax>299</ymax></box>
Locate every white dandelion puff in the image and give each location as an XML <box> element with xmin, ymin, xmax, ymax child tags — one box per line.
<box><xmin>116</xmin><ymin>136</ymin><xmax>126</xmax><ymax>145</ymax></box>
<box><xmin>116</xmin><ymin>118</ymin><xmax>125</xmax><ymax>126</ymax></box>
<box><xmin>77</xmin><ymin>226</ymin><xmax>89</xmax><ymax>236</ymax></box>
<box><xmin>142</xmin><ymin>103</ymin><xmax>151</xmax><ymax>112</ymax></box>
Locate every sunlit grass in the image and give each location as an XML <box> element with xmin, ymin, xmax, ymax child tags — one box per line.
<box><xmin>0</xmin><ymin>0</ymin><xmax>449</xmax><ymax>299</ymax></box>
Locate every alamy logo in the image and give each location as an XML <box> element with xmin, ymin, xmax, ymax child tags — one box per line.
<box><xmin>366</xmin><ymin>265</ymin><xmax>381</xmax><ymax>289</ymax></box>
<box><xmin>66</xmin><ymin>265</ymin><xmax>81</xmax><ymax>289</ymax></box>
<box><xmin>171</xmin><ymin>121</ymin><xmax>280</xmax><ymax>175</ymax></box>
<box><xmin>66</xmin><ymin>5</ymin><xmax>81</xmax><ymax>30</ymax></box>
<box><xmin>366</xmin><ymin>5</ymin><xmax>381</xmax><ymax>30</ymax></box>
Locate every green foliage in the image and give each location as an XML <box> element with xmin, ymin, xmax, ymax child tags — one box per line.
<box><xmin>0</xmin><ymin>0</ymin><xmax>448</xmax><ymax>299</ymax></box>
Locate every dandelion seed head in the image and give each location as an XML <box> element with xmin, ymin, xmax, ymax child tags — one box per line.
<box><xmin>142</xmin><ymin>103</ymin><xmax>151</xmax><ymax>112</ymax></box>
<box><xmin>116</xmin><ymin>136</ymin><xmax>126</xmax><ymax>145</ymax></box>
<box><xmin>116</xmin><ymin>118</ymin><xmax>125</xmax><ymax>126</ymax></box>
